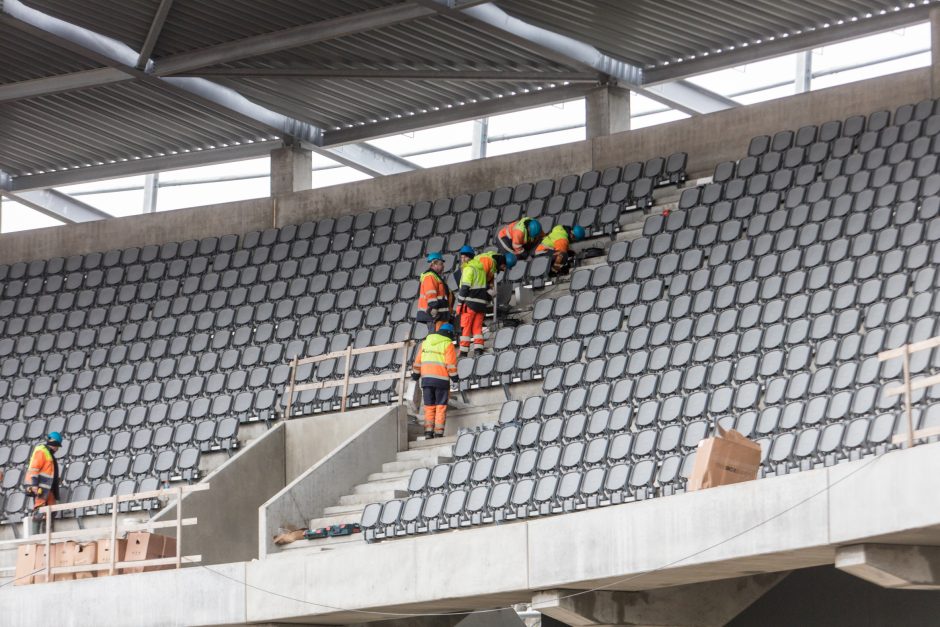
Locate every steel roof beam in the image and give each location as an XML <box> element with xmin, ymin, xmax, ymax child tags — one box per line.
<box><xmin>186</xmin><ymin>66</ymin><xmax>602</xmax><ymax>82</ymax></box>
<box><xmin>10</xmin><ymin>142</ymin><xmax>281</xmax><ymax>192</ymax></box>
<box><xmin>0</xmin><ymin>67</ymin><xmax>129</xmax><ymax>102</ymax></box>
<box><xmin>154</xmin><ymin>3</ymin><xmax>437</xmax><ymax>76</ymax></box>
<box><xmin>0</xmin><ymin>170</ymin><xmax>11</xmax><ymax>191</ymax></box>
<box><xmin>323</xmin><ymin>82</ymin><xmax>593</xmax><ymax>146</ymax></box>
<box><xmin>308</xmin><ymin>143</ymin><xmax>419</xmax><ymax>176</ymax></box>
<box><xmin>643</xmin><ymin>3</ymin><xmax>933</xmax><ymax>85</ymax></box>
<box><xmin>640</xmin><ymin>80</ymin><xmax>739</xmax><ymax>115</ymax></box>
<box><xmin>1</xmin><ymin>188</ymin><xmax>112</xmax><ymax>223</ymax></box>
<box><xmin>136</xmin><ymin>0</ymin><xmax>175</xmax><ymax>70</ymax></box>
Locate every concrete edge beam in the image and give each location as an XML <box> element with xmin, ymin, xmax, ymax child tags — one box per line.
<box><xmin>836</xmin><ymin>543</ymin><xmax>940</xmax><ymax>590</ymax></box>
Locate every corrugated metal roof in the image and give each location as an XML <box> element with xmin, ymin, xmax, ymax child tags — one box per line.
<box><xmin>0</xmin><ymin>80</ymin><xmax>271</xmax><ymax>176</ymax></box>
<box><xmin>0</xmin><ymin>0</ymin><xmax>932</xmax><ymax>188</ymax></box>
<box><xmin>497</xmin><ymin>0</ymin><xmax>923</xmax><ymax>69</ymax></box>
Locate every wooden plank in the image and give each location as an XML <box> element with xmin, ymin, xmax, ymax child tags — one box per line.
<box><xmin>17</xmin><ymin>555</ymin><xmax>203</xmax><ymax>577</ymax></box>
<box><xmin>294</xmin><ymin>341</ymin><xmax>408</xmax><ymax>366</ymax></box>
<box><xmin>884</xmin><ymin>372</ymin><xmax>940</xmax><ymax>397</ymax></box>
<box><xmin>285</xmin><ymin>355</ymin><xmax>298</xmax><ymax>420</ymax></box>
<box><xmin>293</xmin><ymin>371</ymin><xmax>401</xmax><ymax>392</ymax></box>
<box><xmin>0</xmin><ymin>519</ymin><xmax>198</xmax><ymax>549</ymax></box>
<box><xmin>46</xmin><ymin>483</ymin><xmax>209</xmax><ymax>512</ymax></box>
<box><xmin>892</xmin><ymin>425</ymin><xmax>940</xmax><ymax>445</ymax></box>
<box><xmin>878</xmin><ymin>335</ymin><xmax>940</xmax><ymax>361</ymax></box>
<box><xmin>175</xmin><ymin>487</ymin><xmax>183</xmax><ymax>569</ymax></box>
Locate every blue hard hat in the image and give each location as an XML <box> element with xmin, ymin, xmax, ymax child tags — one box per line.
<box><xmin>571</xmin><ymin>225</ymin><xmax>586</xmax><ymax>241</ymax></box>
<box><xmin>47</xmin><ymin>431</ymin><xmax>63</xmax><ymax>445</ymax></box>
<box><xmin>426</xmin><ymin>252</ymin><xmax>444</xmax><ymax>263</ymax></box>
<box><xmin>439</xmin><ymin>323</ymin><xmax>455</xmax><ymax>334</ymax></box>
<box><xmin>458</xmin><ymin>245</ymin><xmax>475</xmax><ymax>257</ymax></box>
<box><xmin>503</xmin><ymin>252</ymin><xmax>517</xmax><ymax>269</ymax></box>
<box><xmin>527</xmin><ymin>220</ymin><xmax>542</xmax><ymax>238</ymax></box>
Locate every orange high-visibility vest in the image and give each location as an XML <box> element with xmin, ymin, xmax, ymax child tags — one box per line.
<box><xmin>498</xmin><ymin>218</ymin><xmax>538</xmax><ymax>254</ymax></box>
<box><xmin>417</xmin><ymin>270</ymin><xmax>450</xmax><ymax>315</ymax></box>
<box><xmin>24</xmin><ymin>444</ymin><xmax>57</xmax><ymax>505</ymax></box>
<box><xmin>536</xmin><ymin>225</ymin><xmax>571</xmax><ymax>254</ymax></box>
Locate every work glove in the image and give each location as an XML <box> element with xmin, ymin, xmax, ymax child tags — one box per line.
<box><xmin>411</xmin><ymin>372</ymin><xmax>420</xmax><ymax>382</ymax></box>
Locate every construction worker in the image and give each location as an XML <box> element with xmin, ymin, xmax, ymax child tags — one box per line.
<box><xmin>416</xmin><ymin>252</ymin><xmax>452</xmax><ymax>332</ymax></box>
<box><xmin>497</xmin><ymin>216</ymin><xmax>543</xmax><ymax>259</ymax></box>
<box><xmin>535</xmin><ymin>224</ymin><xmax>585</xmax><ymax>275</ymax></box>
<box><xmin>455</xmin><ymin>250</ymin><xmax>516</xmax><ymax>355</ymax></box>
<box><xmin>23</xmin><ymin>431</ymin><xmax>62</xmax><ymax>534</ymax></box>
<box><xmin>411</xmin><ymin>323</ymin><xmax>459</xmax><ymax>438</ymax></box>
<box><xmin>452</xmin><ymin>245</ymin><xmax>475</xmax><ymax>288</ymax></box>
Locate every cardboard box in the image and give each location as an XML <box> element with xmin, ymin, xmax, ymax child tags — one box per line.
<box><xmin>96</xmin><ymin>538</ymin><xmax>127</xmax><ymax>577</ymax></box>
<box><xmin>687</xmin><ymin>426</ymin><xmax>761</xmax><ymax>491</ymax></box>
<box><xmin>14</xmin><ymin>544</ymin><xmax>40</xmax><ymax>586</ymax></box>
<box><xmin>52</xmin><ymin>541</ymin><xmax>76</xmax><ymax>582</ymax></box>
<box><xmin>73</xmin><ymin>542</ymin><xmax>98</xmax><ymax>580</ymax></box>
<box><xmin>123</xmin><ymin>532</ymin><xmax>176</xmax><ymax>573</ymax></box>
<box><xmin>33</xmin><ymin>544</ymin><xmax>49</xmax><ymax>584</ymax></box>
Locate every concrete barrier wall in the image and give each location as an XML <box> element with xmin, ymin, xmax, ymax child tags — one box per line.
<box><xmin>0</xmin><ymin>68</ymin><xmax>929</xmax><ymax>265</ymax></box>
<box><xmin>150</xmin><ymin>422</ymin><xmax>286</xmax><ymax>565</ymax></box>
<box><xmin>259</xmin><ymin>405</ymin><xmax>404</xmax><ymax>558</ymax></box>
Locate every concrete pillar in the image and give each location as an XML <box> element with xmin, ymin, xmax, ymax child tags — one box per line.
<box><xmin>532</xmin><ymin>573</ymin><xmax>788</xmax><ymax>626</ymax></box>
<box><xmin>142</xmin><ymin>173</ymin><xmax>159</xmax><ymax>213</ymax></box>
<box><xmin>585</xmin><ymin>84</ymin><xmax>631</xmax><ymax>139</ymax></box>
<box><xmin>270</xmin><ymin>145</ymin><xmax>312</xmax><ymax>196</ymax></box>
<box><xmin>932</xmin><ymin>7</ymin><xmax>940</xmax><ymax>98</ymax></box>
<box><xmin>472</xmin><ymin>118</ymin><xmax>489</xmax><ymax>159</ymax></box>
<box><xmin>837</xmin><ymin>544</ymin><xmax>940</xmax><ymax>590</ymax></box>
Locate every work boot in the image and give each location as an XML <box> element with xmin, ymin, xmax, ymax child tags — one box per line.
<box><xmin>424</xmin><ymin>431</ymin><xmax>434</xmax><ymax>439</ymax></box>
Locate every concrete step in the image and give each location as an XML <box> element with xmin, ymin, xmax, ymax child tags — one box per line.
<box><xmin>352</xmin><ymin>477</ymin><xmax>410</xmax><ymax>494</ymax></box>
<box><xmin>323</xmin><ymin>503</ymin><xmax>369</xmax><ymax>517</ymax></box>
<box><xmin>281</xmin><ymin>533</ymin><xmax>364</xmax><ymax>550</ymax></box>
<box><xmin>381</xmin><ymin>456</ymin><xmax>451</xmax><ymax>473</ymax></box>
<box><xmin>307</xmin><ymin>512</ymin><xmax>367</xmax><ymax>531</ymax></box>
<box><xmin>409</xmin><ymin>435</ymin><xmax>458</xmax><ymax>449</ymax></box>
<box><xmin>394</xmin><ymin>445</ymin><xmax>454</xmax><ymax>461</ymax></box>
<box><xmin>367</xmin><ymin>469</ymin><xmax>414</xmax><ymax>482</ymax></box>
<box><xmin>338</xmin><ymin>490</ymin><xmax>408</xmax><ymax>507</ymax></box>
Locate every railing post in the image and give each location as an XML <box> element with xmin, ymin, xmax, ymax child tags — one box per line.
<box><xmin>398</xmin><ymin>339</ymin><xmax>411</xmax><ymax>406</ymax></box>
<box><xmin>109</xmin><ymin>495</ymin><xmax>119</xmax><ymax>576</ymax></box>
<box><xmin>44</xmin><ymin>505</ymin><xmax>52</xmax><ymax>581</ymax></box>
<box><xmin>340</xmin><ymin>345</ymin><xmax>353</xmax><ymax>413</ymax></box>
<box><xmin>175</xmin><ymin>487</ymin><xmax>183</xmax><ymax>569</ymax></box>
<box><xmin>903</xmin><ymin>343</ymin><xmax>914</xmax><ymax>449</ymax></box>
<box><xmin>285</xmin><ymin>355</ymin><xmax>298</xmax><ymax>421</ymax></box>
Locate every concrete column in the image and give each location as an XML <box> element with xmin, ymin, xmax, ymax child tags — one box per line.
<box><xmin>932</xmin><ymin>7</ymin><xmax>940</xmax><ymax>98</ymax></box>
<box><xmin>837</xmin><ymin>544</ymin><xmax>940</xmax><ymax>590</ymax></box>
<box><xmin>585</xmin><ymin>84</ymin><xmax>631</xmax><ymax>139</ymax></box>
<box><xmin>270</xmin><ymin>145</ymin><xmax>312</xmax><ymax>196</ymax></box>
<box><xmin>532</xmin><ymin>573</ymin><xmax>788</xmax><ymax>626</ymax></box>
<box><xmin>142</xmin><ymin>173</ymin><xmax>159</xmax><ymax>213</ymax></box>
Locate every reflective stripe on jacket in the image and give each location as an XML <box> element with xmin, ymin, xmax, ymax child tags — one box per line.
<box><xmin>417</xmin><ymin>271</ymin><xmax>450</xmax><ymax>315</ymax></box>
<box><xmin>498</xmin><ymin>218</ymin><xmax>538</xmax><ymax>254</ymax></box>
<box><xmin>24</xmin><ymin>444</ymin><xmax>57</xmax><ymax>493</ymax></box>
<box><xmin>536</xmin><ymin>225</ymin><xmax>571</xmax><ymax>254</ymax></box>
<box><xmin>457</xmin><ymin>251</ymin><xmax>497</xmax><ymax>312</ymax></box>
<box><xmin>413</xmin><ymin>333</ymin><xmax>458</xmax><ymax>386</ymax></box>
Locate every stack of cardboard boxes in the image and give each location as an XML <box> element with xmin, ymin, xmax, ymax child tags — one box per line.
<box><xmin>14</xmin><ymin>532</ymin><xmax>177</xmax><ymax>585</ymax></box>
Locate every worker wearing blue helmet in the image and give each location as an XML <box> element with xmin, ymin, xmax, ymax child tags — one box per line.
<box><xmin>24</xmin><ymin>431</ymin><xmax>63</xmax><ymax>534</ymax></box>
<box><xmin>417</xmin><ymin>252</ymin><xmax>453</xmax><ymax>332</ymax></box>
<box><xmin>452</xmin><ymin>245</ymin><xmax>475</xmax><ymax>289</ymax></box>
<box><xmin>497</xmin><ymin>216</ymin><xmax>543</xmax><ymax>259</ymax></box>
<box><xmin>536</xmin><ymin>224</ymin><xmax>585</xmax><ymax>275</ymax></box>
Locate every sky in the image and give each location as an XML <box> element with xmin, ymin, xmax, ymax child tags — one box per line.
<box><xmin>0</xmin><ymin>22</ymin><xmax>931</xmax><ymax>233</ymax></box>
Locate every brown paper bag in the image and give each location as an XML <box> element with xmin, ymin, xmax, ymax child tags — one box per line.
<box><xmin>687</xmin><ymin>426</ymin><xmax>761</xmax><ymax>491</ymax></box>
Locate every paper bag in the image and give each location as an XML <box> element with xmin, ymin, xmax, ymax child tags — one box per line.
<box><xmin>687</xmin><ymin>426</ymin><xmax>761</xmax><ymax>491</ymax></box>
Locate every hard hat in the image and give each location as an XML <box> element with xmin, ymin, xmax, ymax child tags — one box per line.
<box><xmin>503</xmin><ymin>252</ymin><xmax>517</xmax><ymax>269</ymax></box>
<box><xmin>426</xmin><ymin>252</ymin><xmax>444</xmax><ymax>263</ymax></box>
<box><xmin>47</xmin><ymin>431</ymin><xmax>63</xmax><ymax>445</ymax></box>
<box><xmin>458</xmin><ymin>245</ymin><xmax>475</xmax><ymax>257</ymax></box>
<box><xmin>571</xmin><ymin>225</ymin><xmax>586</xmax><ymax>241</ymax></box>
<box><xmin>527</xmin><ymin>220</ymin><xmax>542</xmax><ymax>238</ymax></box>
<box><xmin>439</xmin><ymin>323</ymin><xmax>455</xmax><ymax>335</ymax></box>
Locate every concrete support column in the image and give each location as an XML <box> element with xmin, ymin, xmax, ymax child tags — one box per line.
<box><xmin>270</xmin><ymin>145</ymin><xmax>312</xmax><ymax>196</ymax></box>
<box><xmin>932</xmin><ymin>7</ymin><xmax>940</xmax><ymax>98</ymax></box>
<box><xmin>532</xmin><ymin>573</ymin><xmax>788</xmax><ymax>626</ymax></box>
<box><xmin>142</xmin><ymin>173</ymin><xmax>159</xmax><ymax>213</ymax></box>
<box><xmin>472</xmin><ymin>118</ymin><xmax>489</xmax><ymax>159</ymax></box>
<box><xmin>585</xmin><ymin>84</ymin><xmax>631</xmax><ymax>139</ymax></box>
<box><xmin>837</xmin><ymin>544</ymin><xmax>940</xmax><ymax>590</ymax></box>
